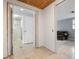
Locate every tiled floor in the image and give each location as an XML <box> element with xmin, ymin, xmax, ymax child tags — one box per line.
<box><xmin>6</xmin><ymin>40</ymin><xmax>74</xmax><ymax>59</ymax></box>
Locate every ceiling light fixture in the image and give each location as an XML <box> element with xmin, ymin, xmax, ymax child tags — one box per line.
<box><xmin>20</xmin><ymin>8</ymin><xmax>24</xmax><ymax>11</ymax></box>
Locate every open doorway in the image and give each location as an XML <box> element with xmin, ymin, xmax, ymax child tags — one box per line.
<box><xmin>12</xmin><ymin>5</ymin><xmax>35</xmax><ymax>57</ymax></box>
<box><xmin>7</xmin><ymin>4</ymin><xmax>36</xmax><ymax>59</ymax></box>
<box><xmin>55</xmin><ymin>0</ymin><xmax>75</xmax><ymax>59</ymax></box>
<box><xmin>12</xmin><ymin>5</ymin><xmax>35</xmax><ymax>49</ymax></box>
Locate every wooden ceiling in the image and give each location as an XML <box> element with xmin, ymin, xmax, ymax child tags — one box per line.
<box><xmin>18</xmin><ymin>0</ymin><xmax>55</xmax><ymax>9</ymax></box>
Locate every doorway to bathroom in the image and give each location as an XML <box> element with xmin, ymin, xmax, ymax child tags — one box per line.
<box><xmin>12</xmin><ymin>5</ymin><xmax>35</xmax><ymax>58</ymax></box>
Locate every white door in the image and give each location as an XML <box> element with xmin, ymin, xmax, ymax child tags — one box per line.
<box><xmin>23</xmin><ymin>14</ymin><xmax>35</xmax><ymax>47</ymax></box>
<box><xmin>7</xmin><ymin>4</ymin><xmax>13</xmax><ymax>56</ymax></box>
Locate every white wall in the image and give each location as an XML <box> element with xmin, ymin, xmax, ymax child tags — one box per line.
<box><xmin>55</xmin><ymin>0</ymin><xmax>75</xmax><ymax>20</ymax></box>
<box><xmin>3</xmin><ymin>0</ymin><xmax>8</xmax><ymax>57</ymax></box>
<box><xmin>39</xmin><ymin>3</ymin><xmax>57</xmax><ymax>52</ymax></box>
<box><xmin>34</xmin><ymin>11</ymin><xmax>44</xmax><ymax>47</ymax></box>
<box><xmin>37</xmin><ymin>11</ymin><xmax>44</xmax><ymax>47</ymax></box>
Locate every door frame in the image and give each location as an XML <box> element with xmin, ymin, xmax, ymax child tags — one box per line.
<box><xmin>7</xmin><ymin>2</ymin><xmax>38</xmax><ymax>57</ymax></box>
<box><xmin>7</xmin><ymin>2</ymin><xmax>13</xmax><ymax>57</ymax></box>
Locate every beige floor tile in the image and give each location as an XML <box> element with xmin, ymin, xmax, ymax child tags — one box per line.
<box><xmin>6</xmin><ymin>40</ymin><xmax>74</xmax><ymax>59</ymax></box>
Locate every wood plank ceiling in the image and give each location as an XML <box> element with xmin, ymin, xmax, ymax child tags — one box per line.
<box><xmin>18</xmin><ymin>0</ymin><xmax>55</xmax><ymax>9</ymax></box>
